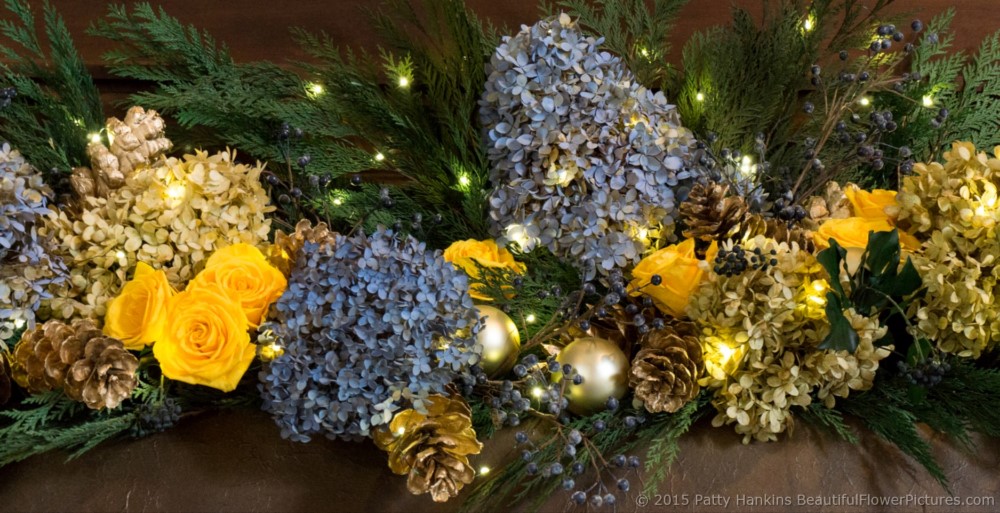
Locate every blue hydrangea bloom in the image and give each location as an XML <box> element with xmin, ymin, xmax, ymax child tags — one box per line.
<box><xmin>259</xmin><ymin>227</ymin><xmax>482</xmax><ymax>441</ymax></box>
<box><xmin>480</xmin><ymin>14</ymin><xmax>699</xmax><ymax>279</ymax></box>
<box><xmin>0</xmin><ymin>143</ymin><xmax>66</xmax><ymax>342</ymax></box>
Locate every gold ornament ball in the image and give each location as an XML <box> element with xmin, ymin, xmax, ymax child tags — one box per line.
<box><xmin>474</xmin><ymin>305</ymin><xmax>521</xmax><ymax>377</ymax></box>
<box><xmin>555</xmin><ymin>337</ymin><xmax>629</xmax><ymax>415</ymax></box>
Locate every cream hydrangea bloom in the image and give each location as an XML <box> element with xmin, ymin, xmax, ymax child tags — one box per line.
<box><xmin>688</xmin><ymin>236</ymin><xmax>890</xmax><ymax>443</ymax></box>
<box><xmin>42</xmin><ymin>150</ymin><xmax>273</xmax><ymax>319</ymax></box>
<box><xmin>896</xmin><ymin>142</ymin><xmax>1000</xmax><ymax>357</ymax></box>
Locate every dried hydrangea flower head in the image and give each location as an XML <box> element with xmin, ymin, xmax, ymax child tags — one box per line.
<box><xmin>260</xmin><ymin>227</ymin><xmax>482</xmax><ymax>442</ymax></box>
<box><xmin>688</xmin><ymin>236</ymin><xmax>890</xmax><ymax>442</ymax></box>
<box><xmin>43</xmin><ymin>149</ymin><xmax>273</xmax><ymax>320</ymax></box>
<box><xmin>896</xmin><ymin>142</ymin><xmax>1000</xmax><ymax>357</ymax></box>
<box><xmin>0</xmin><ymin>143</ymin><xmax>66</xmax><ymax>344</ymax></box>
<box><xmin>480</xmin><ymin>14</ymin><xmax>698</xmax><ymax>279</ymax></box>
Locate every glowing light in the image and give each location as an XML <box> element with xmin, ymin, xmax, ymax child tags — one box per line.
<box><xmin>739</xmin><ymin>155</ymin><xmax>757</xmax><ymax>179</ymax></box>
<box><xmin>478</xmin><ymin>466</ymin><xmax>491</xmax><ymax>476</ymax></box>
<box><xmin>88</xmin><ymin>132</ymin><xmax>102</xmax><ymax>144</ymax></box>
<box><xmin>695</xmin><ymin>92</ymin><xmax>705</xmax><ymax>102</ymax></box>
<box><xmin>332</xmin><ymin>198</ymin><xmax>343</xmax><ymax>206</ymax></box>
<box><xmin>458</xmin><ymin>174</ymin><xmax>471</xmax><ymax>187</ymax></box>
<box><xmin>531</xmin><ymin>386</ymin><xmax>544</xmax><ymax>398</ymax></box>
<box><xmin>858</xmin><ymin>96</ymin><xmax>872</xmax><ymax>107</ymax></box>
<box><xmin>632</xmin><ymin>226</ymin><xmax>649</xmax><ymax>244</ymax></box>
<box><xmin>801</xmin><ymin>15</ymin><xmax>815</xmax><ymax>33</ymax></box>
<box><xmin>505</xmin><ymin>223</ymin><xmax>537</xmax><ymax>251</ymax></box>
<box><xmin>398</xmin><ymin>76</ymin><xmax>410</xmax><ymax>88</ymax></box>
<box><xmin>374</xmin><ymin>152</ymin><xmax>386</xmax><ymax>162</ymax></box>
<box><xmin>306</xmin><ymin>82</ymin><xmax>325</xmax><ymax>97</ymax></box>
<box><xmin>13</xmin><ymin>318</ymin><xmax>25</xmax><ymax>329</ymax></box>
<box><xmin>395</xmin><ymin>427</ymin><xmax>406</xmax><ymax>436</ymax></box>
<box><xmin>115</xmin><ymin>250</ymin><xmax>126</xmax><ymax>260</ymax></box>
<box><xmin>71</xmin><ymin>117</ymin><xmax>85</xmax><ymax>128</ymax></box>
<box><xmin>921</xmin><ymin>95</ymin><xmax>934</xmax><ymax>107</ymax></box>
<box><xmin>165</xmin><ymin>182</ymin><xmax>186</xmax><ymax>201</ymax></box>
<box><xmin>259</xmin><ymin>342</ymin><xmax>285</xmax><ymax>361</ymax></box>
<box><xmin>525</xmin><ymin>313</ymin><xmax>537</xmax><ymax>324</ymax></box>
<box><xmin>807</xmin><ymin>280</ymin><xmax>828</xmax><ymax>305</ymax></box>
<box><xmin>716</xmin><ymin>342</ymin><xmax>735</xmax><ymax>365</ymax></box>
<box><xmin>638</xmin><ymin>47</ymin><xmax>650</xmax><ymax>58</ymax></box>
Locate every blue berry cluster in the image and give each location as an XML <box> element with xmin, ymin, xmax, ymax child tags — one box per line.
<box><xmin>131</xmin><ymin>399</ymin><xmax>182</xmax><ymax>438</ymax></box>
<box><xmin>897</xmin><ymin>358</ymin><xmax>951</xmax><ymax>388</ymax></box>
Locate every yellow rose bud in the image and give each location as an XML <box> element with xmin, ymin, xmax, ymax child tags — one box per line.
<box><xmin>190</xmin><ymin>243</ymin><xmax>287</xmax><ymax>326</ymax></box>
<box><xmin>104</xmin><ymin>262</ymin><xmax>176</xmax><ymax>350</ymax></box>
<box><xmin>443</xmin><ymin>239</ymin><xmax>526</xmax><ymax>301</ymax></box>
<box><xmin>153</xmin><ymin>283</ymin><xmax>255</xmax><ymax>392</ymax></box>
<box><xmin>812</xmin><ymin>217</ymin><xmax>921</xmax><ymax>251</ymax></box>
<box><xmin>844</xmin><ymin>184</ymin><xmax>899</xmax><ymax>220</ymax></box>
<box><xmin>629</xmin><ymin>238</ymin><xmax>714</xmax><ymax>318</ymax></box>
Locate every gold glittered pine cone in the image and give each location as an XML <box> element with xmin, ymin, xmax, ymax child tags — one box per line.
<box><xmin>0</xmin><ymin>352</ymin><xmax>12</xmax><ymax>406</ymax></box>
<box><xmin>71</xmin><ymin>106</ymin><xmax>172</xmax><ymax>200</ymax></box>
<box><xmin>680</xmin><ymin>181</ymin><xmax>749</xmax><ymax>242</ymax></box>
<box><xmin>63</xmin><ymin>332</ymin><xmax>138</xmax><ymax>410</ymax></box>
<box><xmin>269</xmin><ymin>219</ymin><xmax>337</xmax><ymax>276</ymax></box>
<box><xmin>106</xmin><ymin>106</ymin><xmax>171</xmax><ymax>176</ymax></box>
<box><xmin>11</xmin><ymin>319</ymin><xmax>82</xmax><ymax>392</ymax></box>
<box><xmin>744</xmin><ymin>214</ymin><xmax>815</xmax><ymax>253</ymax></box>
<box><xmin>373</xmin><ymin>395</ymin><xmax>483</xmax><ymax>503</ymax></box>
<box><xmin>803</xmin><ymin>181</ymin><xmax>851</xmax><ymax>228</ymax></box>
<box><xmin>629</xmin><ymin>322</ymin><xmax>704</xmax><ymax>414</ymax></box>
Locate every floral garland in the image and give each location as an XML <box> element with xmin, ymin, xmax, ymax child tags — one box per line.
<box><xmin>1</xmin><ymin>1</ymin><xmax>999</xmax><ymax>510</ymax></box>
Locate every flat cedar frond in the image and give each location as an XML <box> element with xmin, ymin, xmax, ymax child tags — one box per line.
<box><xmin>0</xmin><ymin>0</ymin><xmax>103</xmax><ymax>180</ymax></box>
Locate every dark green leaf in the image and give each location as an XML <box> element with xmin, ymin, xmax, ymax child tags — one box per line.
<box><xmin>819</xmin><ymin>292</ymin><xmax>860</xmax><ymax>352</ymax></box>
<box><xmin>885</xmin><ymin>256</ymin><xmax>923</xmax><ymax>297</ymax></box>
<box><xmin>865</xmin><ymin>229</ymin><xmax>901</xmax><ymax>278</ymax></box>
<box><xmin>817</xmin><ymin>239</ymin><xmax>848</xmax><ymax>299</ymax></box>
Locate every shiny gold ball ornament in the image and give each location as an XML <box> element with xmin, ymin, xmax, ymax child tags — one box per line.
<box><xmin>474</xmin><ymin>305</ymin><xmax>521</xmax><ymax>377</ymax></box>
<box><xmin>556</xmin><ymin>337</ymin><xmax>629</xmax><ymax>415</ymax></box>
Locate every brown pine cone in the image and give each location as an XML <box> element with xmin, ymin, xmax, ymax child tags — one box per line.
<box><xmin>0</xmin><ymin>352</ymin><xmax>12</xmax><ymax>406</ymax></box>
<box><xmin>680</xmin><ymin>181</ymin><xmax>749</xmax><ymax>242</ymax></box>
<box><xmin>630</xmin><ymin>322</ymin><xmax>704</xmax><ymax>413</ymax></box>
<box><xmin>373</xmin><ymin>395</ymin><xmax>483</xmax><ymax>503</ymax></box>
<box><xmin>63</xmin><ymin>335</ymin><xmax>138</xmax><ymax>410</ymax></box>
<box><xmin>11</xmin><ymin>320</ymin><xmax>82</xmax><ymax>392</ymax></box>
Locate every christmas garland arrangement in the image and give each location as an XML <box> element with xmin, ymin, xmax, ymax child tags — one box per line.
<box><xmin>2</xmin><ymin>0</ymin><xmax>1000</xmax><ymax>508</ymax></box>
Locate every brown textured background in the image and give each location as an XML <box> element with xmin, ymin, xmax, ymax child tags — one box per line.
<box><xmin>2</xmin><ymin>1</ymin><xmax>1000</xmax><ymax>512</ymax></box>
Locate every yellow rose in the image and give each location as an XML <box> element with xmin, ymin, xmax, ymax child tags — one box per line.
<box><xmin>629</xmin><ymin>238</ymin><xmax>715</xmax><ymax>318</ymax></box>
<box><xmin>104</xmin><ymin>262</ymin><xmax>176</xmax><ymax>350</ymax></box>
<box><xmin>844</xmin><ymin>184</ymin><xmax>899</xmax><ymax>220</ymax></box>
<box><xmin>813</xmin><ymin>217</ymin><xmax>921</xmax><ymax>251</ymax></box>
<box><xmin>190</xmin><ymin>243</ymin><xmax>287</xmax><ymax>326</ymax></box>
<box><xmin>153</xmin><ymin>283</ymin><xmax>255</xmax><ymax>392</ymax></box>
<box><xmin>443</xmin><ymin>239</ymin><xmax>526</xmax><ymax>300</ymax></box>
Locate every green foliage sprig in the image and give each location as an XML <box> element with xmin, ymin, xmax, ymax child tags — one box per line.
<box><xmin>0</xmin><ymin>0</ymin><xmax>104</xmax><ymax>183</ymax></box>
<box><xmin>816</xmin><ymin>229</ymin><xmax>921</xmax><ymax>352</ymax></box>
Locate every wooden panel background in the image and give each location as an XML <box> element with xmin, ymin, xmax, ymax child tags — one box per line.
<box><xmin>2</xmin><ymin>0</ymin><xmax>999</xmax><ymax>112</ymax></box>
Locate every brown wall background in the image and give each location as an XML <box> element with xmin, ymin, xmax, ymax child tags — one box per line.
<box><xmin>3</xmin><ymin>0</ymin><xmax>999</xmax><ymax>110</ymax></box>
